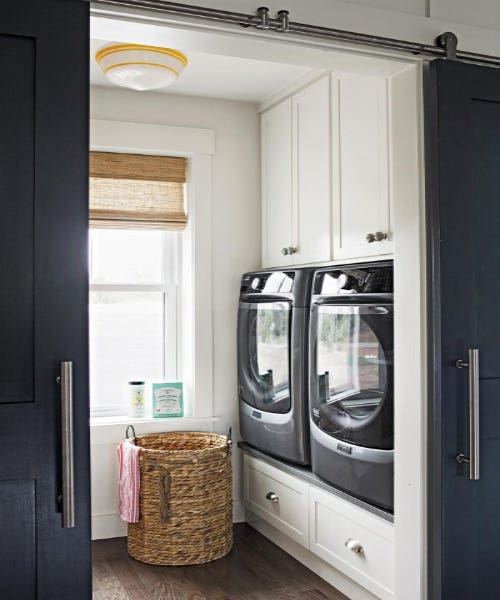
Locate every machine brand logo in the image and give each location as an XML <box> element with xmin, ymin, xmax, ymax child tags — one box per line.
<box><xmin>337</xmin><ymin>442</ymin><xmax>352</xmax><ymax>455</ymax></box>
<box><xmin>252</xmin><ymin>410</ymin><xmax>262</xmax><ymax>419</ymax></box>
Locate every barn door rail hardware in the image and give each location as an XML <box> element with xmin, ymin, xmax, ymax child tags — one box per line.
<box><xmin>92</xmin><ymin>0</ymin><xmax>500</xmax><ymax>67</ymax></box>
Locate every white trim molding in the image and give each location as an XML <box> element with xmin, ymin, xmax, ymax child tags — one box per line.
<box><xmin>90</xmin><ymin>118</ymin><xmax>215</xmax><ymax>156</ymax></box>
<box><xmin>391</xmin><ymin>63</ymin><xmax>426</xmax><ymax>600</ymax></box>
<box><xmin>90</xmin><ymin>118</ymin><xmax>215</xmax><ymax>420</ymax></box>
<box><xmin>90</xmin><ymin>118</ymin><xmax>218</xmax><ymax>539</ymax></box>
<box><xmin>182</xmin><ymin>154</ymin><xmax>215</xmax><ymax>418</ymax></box>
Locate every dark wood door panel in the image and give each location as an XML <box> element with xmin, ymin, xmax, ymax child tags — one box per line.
<box><xmin>0</xmin><ymin>1</ymin><xmax>90</xmax><ymax>597</ymax></box>
<box><xmin>428</xmin><ymin>59</ymin><xmax>500</xmax><ymax>600</ymax></box>
<box><xmin>0</xmin><ymin>33</ymin><xmax>35</xmax><ymax>405</ymax></box>
<box><xmin>469</xmin><ymin>97</ymin><xmax>500</xmax><ymax>379</ymax></box>
<box><xmin>0</xmin><ymin>479</ymin><xmax>36</xmax><ymax>600</ymax></box>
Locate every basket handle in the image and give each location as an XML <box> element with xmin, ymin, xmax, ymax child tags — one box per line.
<box><xmin>226</xmin><ymin>426</ymin><xmax>233</xmax><ymax>454</ymax></box>
<box><xmin>159</xmin><ymin>473</ymin><xmax>169</xmax><ymax>523</ymax></box>
<box><xmin>126</xmin><ymin>424</ymin><xmax>137</xmax><ymax>445</ymax></box>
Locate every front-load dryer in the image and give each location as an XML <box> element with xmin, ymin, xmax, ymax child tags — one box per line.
<box><xmin>309</xmin><ymin>262</ymin><xmax>394</xmax><ymax>510</ymax></box>
<box><xmin>238</xmin><ymin>268</ymin><xmax>314</xmax><ymax>465</ymax></box>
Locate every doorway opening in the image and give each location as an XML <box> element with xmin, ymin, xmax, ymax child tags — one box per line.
<box><xmin>89</xmin><ymin>8</ymin><xmax>424</xmax><ymax>599</ymax></box>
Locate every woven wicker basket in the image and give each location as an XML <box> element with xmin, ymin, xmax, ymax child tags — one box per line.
<box><xmin>126</xmin><ymin>429</ymin><xmax>233</xmax><ymax>566</ymax></box>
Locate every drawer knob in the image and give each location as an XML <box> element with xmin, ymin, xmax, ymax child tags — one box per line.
<box><xmin>366</xmin><ymin>233</ymin><xmax>376</xmax><ymax>243</ymax></box>
<box><xmin>265</xmin><ymin>491</ymin><xmax>279</xmax><ymax>503</ymax></box>
<box><xmin>281</xmin><ymin>247</ymin><xmax>289</xmax><ymax>255</ymax></box>
<box><xmin>345</xmin><ymin>538</ymin><xmax>364</xmax><ymax>554</ymax></box>
<box><xmin>374</xmin><ymin>231</ymin><xmax>388</xmax><ymax>241</ymax></box>
<box><xmin>287</xmin><ymin>246</ymin><xmax>298</xmax><ymax>255</ymax></box>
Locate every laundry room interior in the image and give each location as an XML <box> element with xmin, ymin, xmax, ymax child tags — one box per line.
<box><xmin>89</xmin><ymin>6</ymin><xmax>423</xmax><ymax>600</ymax></box>
<box><xmin>9</xmin><ymin>1</ymin><xmax>500</xmax><ymax>600</ymax></box>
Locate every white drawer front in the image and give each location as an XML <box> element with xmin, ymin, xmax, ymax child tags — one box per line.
<box><xmin>244</xmin><ymin>455</ymin><xmax>309</xmax><ymax>546</ymax></box>
<box><xmin>310</xmin><ymin>487</ymin><xmax>394</xmax><ymax>600</ymax></box>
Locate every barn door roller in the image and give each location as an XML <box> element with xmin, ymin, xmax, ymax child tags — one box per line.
<box><xmin>92</xmin><ymin>0</ymin><xmax>500</xmax><ymax>67</ymax></box>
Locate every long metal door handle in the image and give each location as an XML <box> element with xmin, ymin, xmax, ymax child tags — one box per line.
<box><xmin>60</xmin><ymin>361</ymin><xmax>75</xmax><ymax>527</ymax></box>
<box><xmin>456</xmin><ymin>349</ymin><xmax>480</xmax><ymax>480</ymax></box>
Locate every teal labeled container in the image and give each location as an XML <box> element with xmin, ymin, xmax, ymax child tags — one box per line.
<box><xmin>152</xmin><ymin>382</ymin><xmax>184</xmax><ymax>418</ymax></box>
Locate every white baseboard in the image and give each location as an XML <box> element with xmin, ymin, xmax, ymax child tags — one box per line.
<box><xmin>92</xmin><ymin>513</ymin><xmax>127</xmax><ymax>540</ymax></box>
<box><xmin>245</xmin><ymin>509</ymin><xmax>379</xmax><ymax>600</ymax></box>
<box><xmin>92</xmin><ymin>499</ymin><xmax>246</xmax><ymax>540</ymax></box>
<box><xmin>233</xmin><ymin>499</ymin><xmax>245</xmax><ymax>523</ymax></box>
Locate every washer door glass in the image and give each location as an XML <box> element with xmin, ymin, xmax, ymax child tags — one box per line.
<box><xmin>313</xmin><ymin>304</ymin><xmax>393</xmax><ymax>448</ymax></box>
<box><xmin>238</xmin><ymin>301</ymin><xmax>291</xmax><ymax>413</ymax></box>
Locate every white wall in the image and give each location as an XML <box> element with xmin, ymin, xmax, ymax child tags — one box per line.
<box><xmin>89</xmin><ymin>86</ymin><xmax>261</xmax><ymax>538</ymax></box>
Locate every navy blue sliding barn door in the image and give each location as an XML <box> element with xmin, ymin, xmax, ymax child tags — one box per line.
<box><xmin>427</xmin><ymin>59</ymin><xmax>500</xmax><ymax>600</ymax></box>
<box><xmin>0</xmin><ymin>1</ymin><xmax>90</xmax><ymax>598</ymax></box>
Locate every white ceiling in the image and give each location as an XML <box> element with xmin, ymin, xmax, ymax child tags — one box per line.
<box><xmin>90</xmin><ymin>39</ymin><xmax>318</xmax><ymax>103</ymax></box>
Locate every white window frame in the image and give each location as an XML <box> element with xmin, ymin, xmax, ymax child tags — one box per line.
<box><xmin>90</xmin><ymin>118</ymin><xmax>216</xmax><ymax>419</ymax></box>
<box><xmin>89</xmin><ymin>230</ymin><xmax>180</xmax><ymax>417</ymax></box>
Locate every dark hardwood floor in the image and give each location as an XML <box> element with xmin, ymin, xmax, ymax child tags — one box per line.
<box><xmin>92</xmin><ymin>523</ymin><xmax>349</xmax><ymax>600</ymax></box>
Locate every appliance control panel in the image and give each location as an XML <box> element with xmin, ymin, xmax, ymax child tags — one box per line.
<box><xmin>241</xmin><ymin>271</ymin><xmax>295</xmax><ymax>294</ymax></box>
<box><xmin>314</xmin><ymin>263</ymin><xmax>393</xmax><ymax>295</ymax></box>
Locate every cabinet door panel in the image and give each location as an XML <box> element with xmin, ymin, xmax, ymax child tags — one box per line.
<box><xmin>332</xmin><ymin>74</ymin><xmax>393</xmax><ymax>260</ymax></box>
<box><xmin>244</xmin><ymin>455</ymin><xmax>309</xmax><ymax>547</ymax></box>
<box><xmin>293</xmin><ymin>76</ymin><xmax>331</xmax><ymax>264</ymax></box>
<box><xmin>261</xmin><ymin>99</ymin><xmax>293</xmax><ymax>268</ymax></box>
<box><xmin>309</xmin><ymin>487</ymin><xmax>394</xmax><ymax>600</ymax></box>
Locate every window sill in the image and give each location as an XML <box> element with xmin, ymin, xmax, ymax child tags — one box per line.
<box><xmin>90</xmin><ymin>414</ymin><xmax>220</xmax><ymax>426</ymax></box>
<box><xmin>89</xmin><ymin>415</ymin><xmax>220</xmax><ymax>445</ymax></box>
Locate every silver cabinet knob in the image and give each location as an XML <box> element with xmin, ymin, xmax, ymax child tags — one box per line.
<box><xmin>366</xmin><ymin>233</ymin><xmax>376</xmax><ymax>243</ymax></box>
<box><xmin>374</xmin><ymin>231</ymin><xmax>388</xmax><ymax>241</ymax></box>
<box><xmin>281</xmin><ymin>247</ymin><xmax>289</xmax><ymax>256</ymax></box>
<box><xmin>345</xmin><ymin>538</ymin><xmax>364</xmax><ymax>554</ymax></box>
<box><xmin>287</xmin><ymin>246</ymin><xmax>298</xmax><ymax>255</ymax></box>
<box><xmin>265</xmin><ymin>491</ymin><xmax>279</xmax><ymax>503</ymax></box>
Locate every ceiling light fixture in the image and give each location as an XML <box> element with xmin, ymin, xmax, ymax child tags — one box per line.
<box><xmin>95</xmin><ymin>43</ymin><xmax>188</xmax><ymax>91</ymax></box>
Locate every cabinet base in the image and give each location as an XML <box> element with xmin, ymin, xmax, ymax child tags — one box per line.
<box><xmin>245</xmin><ymin>509</ymin><xmax>381</xmax><ymax>600</ymax></box>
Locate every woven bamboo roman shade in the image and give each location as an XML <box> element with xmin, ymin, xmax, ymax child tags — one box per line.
<box><xmin>89</xmin><ymin>151</ymin><xmax>187</xmax><ymax>230</ymax></box>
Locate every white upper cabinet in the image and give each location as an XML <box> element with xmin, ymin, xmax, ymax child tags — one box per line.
<box><xmin>261</xmin><ymin>98</ymin><xmax>293</xmax><ymax>268</ymax></box>
<box><xmin>261</xmin><ymin>71</ymin><xmax>394</xmax><ymax>268</ymax></box>
<box><xmin>261</xmin><ymin>75</ymin><xmax>331</xmax><ymax>268</ymax></box>
<box><xmin>331</xmin><ymin>73</ymin><xmax>393</xmax><ymax>260</ymax></box>
<box><xmin>292</xmin><ymin>76</ymin><xmax>331</xmax><ymax>265</ymax></box>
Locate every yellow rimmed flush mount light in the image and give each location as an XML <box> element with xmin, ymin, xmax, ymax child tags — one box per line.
<box><xmin>95</xmin><ymin>43</ymin><xmax>188</xmax><ymax>91</ymax></box>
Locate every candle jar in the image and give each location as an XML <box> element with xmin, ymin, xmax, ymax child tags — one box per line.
<box><xmin>128</xmin><ymin>381</ymin><xmax>145</xmax><ymax>418</ymax></box>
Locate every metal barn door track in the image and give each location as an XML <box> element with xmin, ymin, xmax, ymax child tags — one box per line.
<box><xmin>92</xmin><ymin>0</ymin><xmax>500</xmax><ymax>66</ymax></box>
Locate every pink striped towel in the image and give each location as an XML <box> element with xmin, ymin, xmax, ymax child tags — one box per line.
<box><xmin>116</xmin><ymin>439</ymin><xmax>141</xmax><ymax>523</ymax></box>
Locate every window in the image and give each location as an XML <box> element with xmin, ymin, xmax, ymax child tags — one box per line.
<box><xmin>88</xmin><ymin>151</ymin><xmax>187</xmax><ymax>418</ymax></box>
<box><xmin>89</xmin><ymin>229</ymin><xmax>179</xmax><ymax>416</ymax></box>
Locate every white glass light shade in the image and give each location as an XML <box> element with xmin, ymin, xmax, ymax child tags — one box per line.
<box><xmin>95</xmin><ymin>43</ymin><xmax>188</xmax><ymax>91</ymax></box>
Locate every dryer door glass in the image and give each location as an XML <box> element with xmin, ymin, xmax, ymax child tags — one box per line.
<box><xmin>312</xmin><ymin>304</ymin><xmax>393</xmax><ymax>448</ymax></box>
<box><xmin>238</xmin><ymin>301</ymin><xmax>291</xmax><ymax>413</ymax></box>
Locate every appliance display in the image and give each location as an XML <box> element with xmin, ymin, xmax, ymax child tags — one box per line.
<box><xmin>309</xmin><ymin>262</ymin><xmax>394</xmax><ymax>510</ymax></box>
<box><xmin>238</xmin><ymin>268</ymin><xmax>315</xmax><ymax>465</ymax></box>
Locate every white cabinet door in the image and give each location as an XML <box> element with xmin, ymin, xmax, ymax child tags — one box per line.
<box><xmin>261</xmin><ymin>98</ymin><xmax>293</xmax><ymax>268</ymax></box>
<box><xmin>309</xmin><ymin>487</ymin><xmax>395</xmax><ymax>600</ymax></box>
<box><xmin>292</xmin><ymin>75</ymin><xmax>332</xmax><ymax>265</ymax></box>
<box><xmin>332</xmin><ymin>73</ymin><xmax>393</xmax><ymax>261</ymax></box>
<box><xmin>243</xmin><ymin>455</ymin><xmax>309</xmax><ymax>547</ymax></box>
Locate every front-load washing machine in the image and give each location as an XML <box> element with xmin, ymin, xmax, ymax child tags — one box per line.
<box><xmin>238</xmin><ymin>268</ymin><xmax>314</xmax><ymax>465</ymax></box>
<box><xmin>309</xmin><ymin>262</ymin><xmax>394</xmax><ymax>510</ymax></box>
